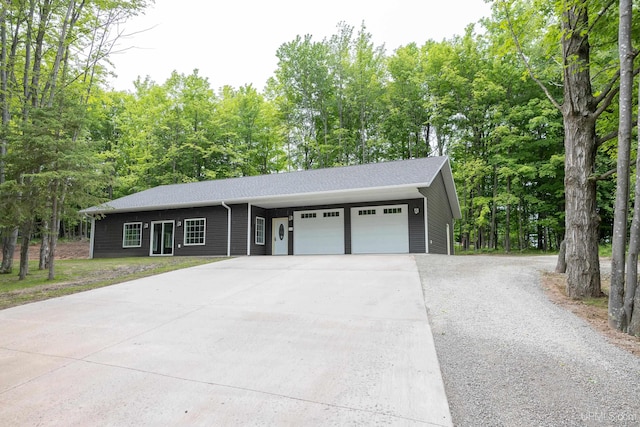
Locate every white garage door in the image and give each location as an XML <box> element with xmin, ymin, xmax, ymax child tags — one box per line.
<box><xmin>351</xmin><ymin>204</ymin><xmax>409</xmax><ymax>254</ymax></box>
<box><xmin>294</xmin><ymin>208</ymin><xmax>345</xmax><ymax>255</ymax></box>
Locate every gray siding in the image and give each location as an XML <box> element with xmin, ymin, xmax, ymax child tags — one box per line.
<box><xmin>93</xmin><ymin>206</ymin><xmax>229</xmax><ymax>258</ymax></box>
<box><xmin>407</xmin><ymin>199</ymin><xmax>426</xmax><ymax>253</ymax></box>
<box><xmin>229</xmin><ymin>204</ymin><xmax>248</xmax><ymax>256</ymax></box>
<box><xmin>92</xmin><ymin>198</ymin><xmax>437</xmax><ymax>258</ymax></box>
<box><xmin>420</xmin><ymin>171</ymin><xmax>454</xmax><ymax>254</ymax></box>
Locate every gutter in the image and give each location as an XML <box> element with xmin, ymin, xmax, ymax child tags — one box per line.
<box><xmin>247</xmin><ymin>203</ymin><xmax>252</xmax><ymax>256</ymax></box>
<box><xmin>221</xmin><ymin>202</ymin><xmax>231</xmax><ymax>257</ymax></box>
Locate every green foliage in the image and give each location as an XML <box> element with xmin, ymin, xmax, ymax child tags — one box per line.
<box><xmin>2</xmin><ymin>0</ymin><xmax>630</xmax><ymax>267</ymax></box>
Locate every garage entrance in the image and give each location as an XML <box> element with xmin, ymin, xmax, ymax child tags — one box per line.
<box><xmin>351</xmin><ymin>204</ymin><xmax>409</xmax><ymax>254</ymax></box>
<box><xmin>293</xmin><ymin>208</ymin><xmax>345</xmax><ymax>255</ymax></box>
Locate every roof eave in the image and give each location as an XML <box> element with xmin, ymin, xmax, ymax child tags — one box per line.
<box><xmin>82</xmin><ymin>183</ymin><xmax>433</xmax><ymax>215</ymax></box>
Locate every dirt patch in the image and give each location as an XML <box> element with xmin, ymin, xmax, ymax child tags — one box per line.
<box><xmin>542</xmin><ymin>272</ymin><xmax>640</xmax><ymax>357</ymax></box>
<box><xmin>13</xmin><ymin>240</ymin><xmax>90</xmax><ymax>260</ymax></box>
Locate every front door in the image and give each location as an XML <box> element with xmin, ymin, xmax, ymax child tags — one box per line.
<box><xmin>272</xmin><ymin>217</ymin><xmax>288</xmax><ymax>255</ymax></box>
<box><xmin>150</xmin><ymin>221</ymin><xmax>174</xmax><ymax>256</ymax></box>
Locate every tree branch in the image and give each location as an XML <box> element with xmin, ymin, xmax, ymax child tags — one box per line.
<box><xmin>596</xmin><ymin>121</ymin><xmax>638</xmax><ymax>148</ymax></box>
<box><xmin>594</xmin><ymin>51</ymin><xmax>640</xmax><ymax>106</ymax></box>
<box><xmin>596</xmin><ymin>130</ymin><xmax>618</xmax><ymax>147</ymax></box>
<box><xmin>594</xmin><ymin>66</ymin><xmax>640</xmax><ymax>118</ymax></box>
<box><xmin>590</xmin><ymin>167</ymin><xmax>617</xmax><ymax>181</ymax></box>
<box><xmin>587</xmin><ymin>0</ymin><xmax>617</xmax><ymax>35</ymax></box>
<box><xmin>502</xmin><ymin>2</ymin><xmax>562</xmax><ymax>112</ymax></box>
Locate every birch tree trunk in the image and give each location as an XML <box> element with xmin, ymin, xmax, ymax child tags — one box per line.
<box><xmin>610</xmin><ymin>0</ymin><xmax>634</xmax><ymax>329</ymax></box>
<box><xmin>626</xmin><ymin>60</ymin><xmax>640</xmax><ymax>337</ymax></box>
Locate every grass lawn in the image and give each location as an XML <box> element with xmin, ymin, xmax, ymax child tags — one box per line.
<box><xmin>0</xmin><ymin>256</ymin><xmax>225</xmax><ymax>310</ymax></box>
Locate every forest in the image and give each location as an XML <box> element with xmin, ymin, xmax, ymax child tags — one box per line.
<box><xmin>0</xmin><ymin>1</ymin><xmax>639</xmax><ymax>335</ymax></box>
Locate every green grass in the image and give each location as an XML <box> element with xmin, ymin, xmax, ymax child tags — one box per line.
<box><xmin>455</xmin><ymin>247</ymin><xmax>558</xmax><ymax>256</ymax></box>
<box><xmin>583</xmin><ymin>296</ymin><xmax>608</xmax><ymax>309</ymax></box>
<box><xmin>0</xmin><ymin>256</ymin><xmax>225</xmax><ymax>310</ymax></box>
<box><xmin>599</xmin><ymin>244</ymin><xmax>613</xmax><ymax>258</ymax></box>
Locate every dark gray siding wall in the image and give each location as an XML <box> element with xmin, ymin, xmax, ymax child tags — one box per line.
<box><xmin>92</xmin><ymin>206</ymin><xmax>229</xmax><ymax>258</ymax></box>
<box><xmin>420</xmin><ymin>172</ymin><xmax>454</xmax><ymax>254</ymax></box>
<box><xmin>258</xmin><ymin>198</ymin><xmax>425</xmax><ymax>255</ymax></box>
<box><xmin>407</xmin><ymin>199</ymin><xmax>426</xmax><ymax>253</ymax></box>
<box><xmin>93</xmin><ymin>198</ymin><xmax>431</xmax><ymax>258</ymax></box>
<box><xmin>229</xmin><ymin>203</ymin><xmax>248</xmax><ymax>255</ymax></box>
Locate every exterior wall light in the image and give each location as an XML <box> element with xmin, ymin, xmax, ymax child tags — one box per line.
<box><xmin>413</xmin><ymin>207</ymin><xmax>420</xmax><ymax>215</ymax></box>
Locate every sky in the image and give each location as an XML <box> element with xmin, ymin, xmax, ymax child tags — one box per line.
<box><xmin>107</xmin><ymin>0</ymin><xmax>493</xmax><ymax>92</ymax></box>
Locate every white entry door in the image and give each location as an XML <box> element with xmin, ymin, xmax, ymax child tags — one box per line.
<box><xmin>351</xmin><ymin>204</ymin><xmax>409</xmax><ymax>254</ymax></box>
<box><xmin>272</xmin><ymin>217</ymin><xmax>289</xmax><ymax>255</ymax></box>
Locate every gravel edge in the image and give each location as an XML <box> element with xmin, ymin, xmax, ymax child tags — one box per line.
<box><xmin>416</xmin><ymin>254</ymin><xmax>640</xmax><ymax>427</ymax></box>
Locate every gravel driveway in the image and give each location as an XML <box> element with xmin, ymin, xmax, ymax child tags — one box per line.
<box><xmin>416</xmin><ymin>254</ymin><xmax>640</xmax><ymax>427</ymax></box>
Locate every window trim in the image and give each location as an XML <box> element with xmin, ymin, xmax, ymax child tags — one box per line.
<box><xmin>122</xmin><ymin>222</ymin><xmax>143</xmax><ymax>248</ymax></box>
<box><xmin>183</xmin><ymin>218</ymin><xmax>206</xmax><ymax>246</ymax></box>
<box><xmin>255</xmin><ymin>216</ymin><xmax>265</xmax><ymax>245</ymax></box>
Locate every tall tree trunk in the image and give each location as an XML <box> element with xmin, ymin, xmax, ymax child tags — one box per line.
<box><xmin>611</xmin><ymin>0</ymin><xmax>634</xmax><ymax>330</ymax></box>
<box><xmin>0</xmin><ymin>6</ymin><xmax>15</xmax><ymax>272</ymax></box>
<box><xmin>626</xmin><ymin>55</ymin><xmax>640</xmax><ymax>337</ymax></box>
<box><xmin>561</xmin><ymin>3</ymin><xmax>601</xmax><ymax>299</ymax></box>
<box><xmin>518</xmin><ymin>201</ymin><xmax>524</xmax><ymax>250</ymax></box>
<box><xmin>0</xmin><ymin>4</ymin><xmax>7</xmax><ymax>184</ymax></box>
<box><xmin>490</xmin><ymin>165</ymin><xmax>497</xmax><ymax>249</ymax></box>
<box><xmin>556</xmin><ymin>240</ymin><xmax>567</xmax><ymax>273</ymax></box>
<box><xmin>18</xmin><ymin>223</ymin><xmax>32</xmax><ymax>280</ymax></box>
<box><xmin>39</xmin><ymin>223</ymin><xmax>49</xmax><ymax>270</ymax></box>
<box><xmin>47</xmin><ymin>182</ymin><xmax>65</xmax><ymax>280</ymax></box>
<box><xmin>505</xmin><ymin>177</ymin><xmax>511</xmax><ymax>253</ymax></box>
<box><xmin>0</xmin><ymin>227</ymin><xmax>17</xmax><ymax>273</ymax></box>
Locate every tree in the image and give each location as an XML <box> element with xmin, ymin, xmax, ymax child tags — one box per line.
<box><xmin>498</xmin><ymin>0</ymin><xmax>623</xmax><ymax>298</ymax></box>
<box><xmin>384</xmin><ymin>43</ymin><xmax>431</xmax><ymax>160</ymax></box>
<box><xmin>610</xmin><ymin>0</ymin><xmax>634</xmax><ymax>330</ymax></box>
<box><xmin>0</xmin><ymin>0</ymin><xmax>151</xmax><ymax>279</ymax></box>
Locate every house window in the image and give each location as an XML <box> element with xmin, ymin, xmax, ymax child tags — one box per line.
<box><xmin>184</xmin><ymin>218</ymin><xmax>206</xmax><ymax>246</ymax></box>
<box><xmin>300</xmin><ymin>212</ymin><xmax>317</xmax><ymax>219</ymax></box>
<box><xmin>323</xmin><ymin>211</ymin><xmax>340</xmax><ymax>218</ymax></box>
<box><xmin>123</xmin><ymin>222</ymin><xmax>142</xmax><ymax>248</ymax></box>
<box><xmin>384</xmin><ymin>207</ymin><xmax>402</xmax><ymax>214</ymax></box>
<box><xmin>358</xmin><ymin>209</ymin><xmax>376</xmax><ymax>216</ymax></box>
<box><xmin>255</xmin><ymin>217</ymin><xmax>265</xmax><ymax>245</ymax></box>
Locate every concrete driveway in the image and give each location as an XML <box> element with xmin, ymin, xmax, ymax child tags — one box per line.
<box><xmin>0</xmin><ymin>255</ymin><xmax>451</xmax><ymax>426</ymax></box>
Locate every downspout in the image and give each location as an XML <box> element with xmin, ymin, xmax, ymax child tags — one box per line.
<box><xmin>423</xmin><ymin>197</ymin><xmax>429</xmax><ymax>254</ymax></box>
<box><xmin>89</xmin><ymin>215</ymin><xmax>95</xmax><ymax>259</ymax></box>
<box><xmin>247</xmin><ymin>203</ymin><xmax>252</xmax><ymax>256</ymax></box>
<box><xmin>222</xmin><ymin>202</ymin><xmax>231</xmax><ymax>257</ymax></box>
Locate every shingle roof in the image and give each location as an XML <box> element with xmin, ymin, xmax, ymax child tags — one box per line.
<box><xmin>82</xmin><ymin>156</ymin><xmax>460</xmax><ymax>217</ymax></box>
